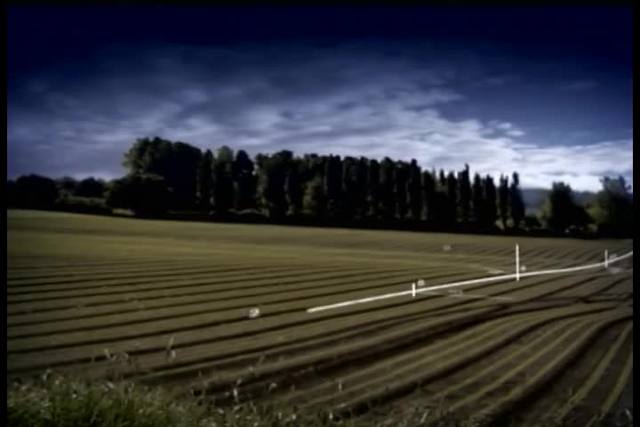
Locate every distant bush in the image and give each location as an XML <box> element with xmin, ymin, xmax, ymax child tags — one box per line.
<box><xmin>106</xmin><ymin>174</ymin><xmax>171</xmax><ymax>218</ymax></box>
<box><xmin>523</xmin><ymin>215</ymin><xmax>542</xmax><ymax>231</ymax></box>
<box><xmin>11</xmin><ymin>175</ymin><xmax>59</xmax><ymax>210</ymax></box>
<box><xmin>587</xmin><ymin>176</ymin><xmax>633</xmax><ymax>238</ymax></box>
<box><xmin>55</xmin><ymin>176</ymin><xmax>79</xmax><ymax>197</ymax></box>
<box><xmin>7</xmin><ymin>179</ymin><xmax>17</xmax><ymax>207</ymax></box>
<box><xmin>235</xmin><ymin>208</ymin><xmax>270</xmax><ymax>222</ymax></box>
<box><xmin>540</xmin><ymin>182</ymin><xmax>593</xmax><ymax>235</ymax></box>
<box><xmin>54</xmin><ymin>196</ymin><xmax>112</xmax><ymax>215</ymax></box>
<box><xmin>75</xmin><ymin>177</ymin><xmax>107</xmax><ymax>198</ymax></box>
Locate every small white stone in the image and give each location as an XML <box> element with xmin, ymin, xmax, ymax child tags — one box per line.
<box><xmin>248</xmin><ymin>308</ymin><xmax>260</xmax><ymax>318</ymax></box>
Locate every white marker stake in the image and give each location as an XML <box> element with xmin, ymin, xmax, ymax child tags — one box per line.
<box><xmin>604</xmin><ymin>249</ymin><xmax>608</xmax><ymax>269</ymax></box>
<box><xmin>412</xmin><ymin>282</ymin><xmax>416</xmax><ymax>298</ymax></box>
<box><xmin>516</xmin><ymin>244</ymin><xmax>520</xmax><ymax>282</ymax></box>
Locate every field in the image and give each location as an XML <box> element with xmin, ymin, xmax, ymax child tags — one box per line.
<box><xmin>7</xmin><ymin>210</ymin><xmax>633</xmax><ymax>426</ymax></box>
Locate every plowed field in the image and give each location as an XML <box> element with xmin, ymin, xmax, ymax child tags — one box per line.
<box><xmin>7</xmin><ymin>210</ymin><xmax>633</xmax><ymax>426</ymax></box>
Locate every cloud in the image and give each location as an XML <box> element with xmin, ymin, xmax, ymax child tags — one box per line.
<box><xmin>7</xmin><ymin>43</ymin><xmax>631</xmax><ymax>192</ymax></box>
<box><xmin>475</xmin><ymin>74</ymin><xmax>521</xmax><ymax>87</ymax></box>
<box><xmin>486</xmin><ymin>121</ymin><xmax>526</xmax><ymax>137</ymax></box>
<box><xmin>560</xmin><ymin>79</ymin><xmax>599</xmax><ymax>92</ymax></box>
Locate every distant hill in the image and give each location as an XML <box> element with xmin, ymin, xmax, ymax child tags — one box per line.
<box><xmin>522</xmin><ymin>188</ymin><xmax>598</xmax><ymax>215</ymax></box>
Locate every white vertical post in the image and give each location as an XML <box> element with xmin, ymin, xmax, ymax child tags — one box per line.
<box><xmin>516</xmin><ymin>244</ymin><xmax>520</xmax><ymax>281</ymax></box>
<box><xmin>604</xmin><ymin>249</ymin><xmax>608</xmax><ymax>269</ymax></box>
<box><xmin>412</xmin><ymin>282</ymin><xmax>416</xmax><ymax>298</ymax></box>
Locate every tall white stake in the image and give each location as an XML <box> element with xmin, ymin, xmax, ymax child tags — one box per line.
<box><xmin>412</xmin><ymin>282</ymin><xmax>416</xmax><ymax>298</ymax></box>
<box><xmin>516</xmin><ymin>244</ymin><xmax>520</xmax><ymax>281</ymax></box>
<box><xmin>604</xmin><ymin>249</ymin><xmax>608</xmax><ymax>269</ymax></box>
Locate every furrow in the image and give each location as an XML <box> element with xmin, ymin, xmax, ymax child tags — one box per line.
<box><xmin>296</xmin><ymin>305</ymin><xmax>619</xmax><ymax>412</ymax></box>
<box><xmin>551</xmin><ymin>322</ymin><xmax>632</xmax><ymax>424</ymax></box>
<box><xmin>6</xmin><ymin>265</ymin><xmax>357</xmax><ymax>302</ymax></box>
<box><xmin>584</xmin><ymin>347</ymin><xmax>633</xmax><ymax>427</ymax></box>
<box><xmin>470</xmin><ymin>312</ymin><xmax>632</xmax><ymax>427</ymax></box>
<box><xmin>7</xmin><ymin>266</ymin><xmax>406</xmax><ymax>312</ymax></box>
<box><xmin>6</xmin><ymin>264</ymin><xmax>307</xmax><ymax>293</ymax></box>
<box><xmin>7</xmin><ymin>267</ymin><xmax>433</xmax><ymax>339</ymax></box>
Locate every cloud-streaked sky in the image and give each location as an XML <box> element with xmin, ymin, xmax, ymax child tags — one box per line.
<box><xmin>8</xmin><ymin>6</ymin><xmax>632</xmax><ymax>191</ymax></box>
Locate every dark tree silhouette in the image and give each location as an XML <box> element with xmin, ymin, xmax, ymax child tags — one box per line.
<box><xmin>446</xmin><ymin>171</ymin><xmax>458</xmax><ymax>227</ymax></box>
<box><xmin>458</xmin><ymin>164</ymin><xmax>471</xmax><ymax>224</ymax></box>
<box><xmin>302</xmin><ymin>154</ymin><xmax>326</xmax><ymax>219</ymax></box>
<box><xmin>75</xmin><ymin>177</ymin><xmax>106</xmax><ymax>198</ymax></box>
<box><xmin>303</xmin><ymin>174</ymin><xmax>326</xmax><ymax>218</ymax></box>
<box><xmin>394</xmin><ymin>161</ymin><xmax>410</xmax><ymax>220</ymax></box>
<box><xmin>355</xmin><ymin>157</ymin><xmax>369</xmax><ymax>219</ymax></box>
<box><xmin>430</xmin><ymin>169</ymin><xmax>451</xmax><ymax>227</ymax></box>
<box><xmin>197</xmin><ymin>149</ymin><xmax>214</xmax><ymax>211</ymax></box>
<box><xmin>170</xmin><ymin>142</ymin><xmax>203</xmax><ymax>209</ymax></box>
<box><xmin>471</xmin><ymin>173</ymin><xmax>484</xmax><ymax>225</ymax></box>
<box><xmin>588</xmin><ymin>176</ymin><xmax>632</xmax><ymax>237</ymax></box>
<box><xmin>439</xmin><ymin>169</ymin><xmax>447</xmax><ymax>188</ymax></box>
<box><xmin>498</xmin><ymin>174</ymin><xmax>510</xmax><ymax>229</ymax></box>
<box><xmin>379</xmin><ymin>157</ymin><xmax>396</xmax><ymax>220</ymax></box>
<box><xmin>123</xmin><ymin>137</ymin><xmax>201</xmax><ymax>209</ymax></box>
<box><xmin>343</xmin><ymin>156</ymin><xmax>368</xmax><ymax>220</ymax></box>
<box><xmin>286</xmin><ymin>157</ymin><xmax>305</xmax><ymax>216</ymax></box>
<box><xmin>367</xmin><ymin>159</ymin><xmax>381</xmax><ymax>218</ymax></box>
<box><xmin>106</xmin><ymin>174</ymin><xmax>170</xmax><ymax>217</ymax></box>
<box><xmin>33</xmin><ymin>137</ymin><xmax>628</xmax><ymax>238</ymax></box>
<box><xmin>212</xmin><ymin>146</ymin><xmax>235</xmax><ymax>216</ymax></box>
<box><xmin>13</xmin><ymin>175</ymin><xmax>59</xmax><ymax>209</ymax></box>
<box><xmin>324</xmin><ymin>155</ymin><xmax>344</xmax><ymax>219</ymax></box>
<box><xmin>257</xmin><ymin>150</ymin><xmax>292</xmax><ymax>219</ymax></box>
<box><xmin>232</xmin><ymin>149</ymin><xmax>256</xmax><ymax>211</ymax></box>
<box><xmin>7</xmin><ymin>180</ymin><xmax>17</xmax><ymax>207</ymax></box>
<box><xmin>56</xmin><ymin>177</ymin><xmax>78</xmax><ymax>197</ymax></box>
<box><xmin>407</xmin><ymin>159</ymin><xmax>422</xmax><ymax>221</ymax></box>
<box><xmin>421</xmin><ymin>170</ymin><xmax>436</xmax><ymax>223</ymax></box>
<box><xmin>483</xmin><ymin>175</ymin><xmax>498</xmax><ymax>229</ymax></box>
<box><xmin>342</xmin><ymin>156</ymin><xmax>358</xmax><ymax>220</ymax></box>
<box><xmin>510</xmin><ymin>172</ymin><xmax>525</xmax><ymax>230</ymax></box>
<box><xmin>541</xmin><ymin>182</ymin><xmax>591</xmax><ymax>234</ymax></box>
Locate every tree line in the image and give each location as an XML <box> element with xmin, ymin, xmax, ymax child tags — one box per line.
<box><xmin>7</xmin><ymin>136</ymin><xmax>633</xmax><ymax>238</ymax></box>
<box><xmin>108</xmin><ymin>137</ymin><xmax>525</xmax><ymax>231</ymax></box>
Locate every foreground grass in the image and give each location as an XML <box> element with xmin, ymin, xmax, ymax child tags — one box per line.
<box><xmin>8</xmin><ymin>372</ymin><xmax>343</xmax><ymax>427</ymax></box>
<box><xmin>8</xmin><ymin>373</ymin><xmax>630</xmax><ymax>427</ymax></box>
<box><xmin>8</xmin><ymin>373</ymin><xmax>478</xmax><ymax>427</ymax></box>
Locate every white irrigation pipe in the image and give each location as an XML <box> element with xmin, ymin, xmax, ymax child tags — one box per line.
<box><xmin>306</xmin><ymin>250</ymin><xmax>633</xmax><ymax>313</ymax></box>
<box><xmin>420</xmin><ymin>290</ymin><xmax>515</xmax><ymax>302</ymax></box>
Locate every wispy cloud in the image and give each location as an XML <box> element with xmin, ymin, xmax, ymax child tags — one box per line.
<box><xmin>475</xmin><ymin>74</ymin><xmax>521</xmax><ymax>87</ymax></box>
<box><xmin>560</xmin><ymin>79</ymin><xmax>599</xmax><ymax>92</ymax></box>
<box><xmin>7</xmin><ymin>43</ymin><xmax>631</xmax><ymax>192</ymax></box>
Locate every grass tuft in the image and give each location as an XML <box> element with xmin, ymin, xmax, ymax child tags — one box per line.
<box><xmin>8</xmin><ymin>373</ymin><xmax>368</xmax><ymax>427</ymax></box>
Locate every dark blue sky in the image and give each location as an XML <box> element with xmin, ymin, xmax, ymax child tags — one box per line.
<box><xmin>7</xmin><ymin>6</ymin><xmax>633</xmax><ymax>191</ymax></box>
